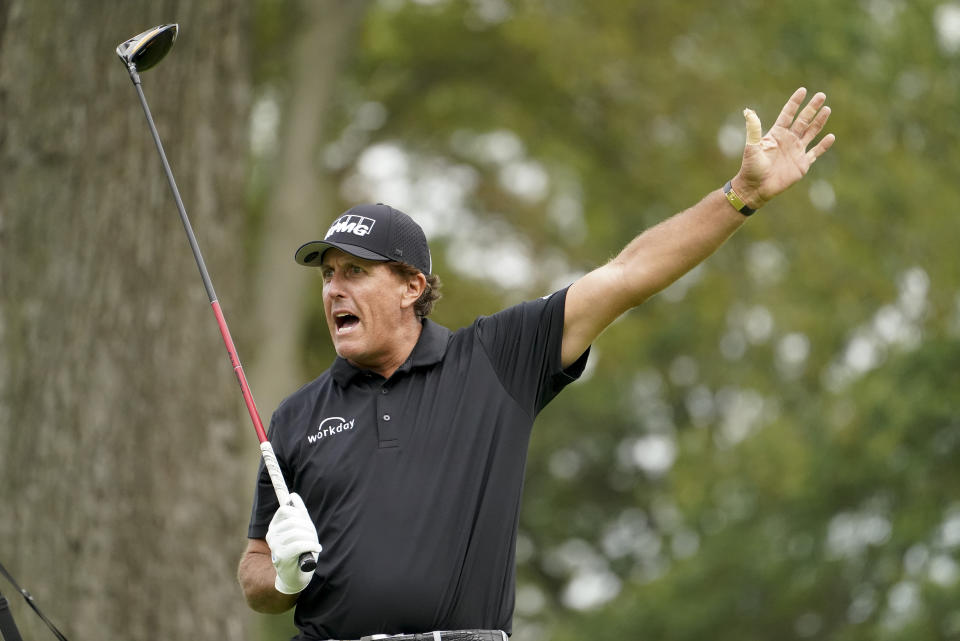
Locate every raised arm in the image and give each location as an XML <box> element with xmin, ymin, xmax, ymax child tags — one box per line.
<box><xmin>562</xmin><ymin>87</ymin><xmax>835</xmax><ymax>367</ymax></box>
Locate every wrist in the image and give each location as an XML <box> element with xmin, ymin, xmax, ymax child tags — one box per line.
<box><xmin>730</xmin><ymin>172</ymin><xmax>769</xmax><ymax>211</ymax></box>
<box><xmin>727</xmin><ymin>175</ymin><xmax>765</xmax><ymax>213</ymax></box>
<box><xmin>275</xmin><ymin>572</ymin><xmax>309</xmax><ymax>595</ymax></box>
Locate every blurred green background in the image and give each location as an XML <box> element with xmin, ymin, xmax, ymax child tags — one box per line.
<box><xmin>2</xmin><ymin>0</ymin><xmax>959</xmax><ymax>640</ymax></box>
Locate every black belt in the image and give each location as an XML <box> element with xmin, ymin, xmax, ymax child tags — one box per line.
<box><xmin>357</xmin><ymin>631</ymin><xmax>507</xmax><ymax>641</ymax></box>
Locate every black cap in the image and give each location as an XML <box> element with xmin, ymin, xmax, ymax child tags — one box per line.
<box><xmin>295</xmin><ymin>203</ymin><xmax>432</xmax><ymax>274</ymax></box>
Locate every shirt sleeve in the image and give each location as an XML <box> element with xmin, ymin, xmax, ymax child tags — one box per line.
<box><xmin>475</xmin><ymin>285</ymin><xmax>590</xmax><ymax>417</ymax></box>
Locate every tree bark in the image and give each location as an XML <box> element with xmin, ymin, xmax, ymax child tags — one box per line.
<box><xmin>0</xmin><ymin>2</ymin><xmax>255</xmax><ymax>639</ymax></box>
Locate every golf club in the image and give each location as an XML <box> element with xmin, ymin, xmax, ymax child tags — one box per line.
<box><xmin>0</xmin><ymin>560</ymin><xmax>68</xmax><ymax>641</ymax></box>
<box><xmin>116</xmin><ymin>24</ymin><xmax>317</xmax><ymax>573</ymax></box>
<box><xmin>0</xmin><ymin>591</ymin><xmax>23</xmax><ymax>641</ymax></box>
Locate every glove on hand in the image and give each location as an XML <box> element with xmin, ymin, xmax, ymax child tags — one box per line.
<box><xmin>265</xmin><ymin>493</ymin><xmax>322</xmax><ymax>595</ymax></box>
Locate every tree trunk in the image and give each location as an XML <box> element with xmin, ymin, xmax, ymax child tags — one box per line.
<box><xmin>249</xmin><ymin>0</ymin><xmax>371</xmax><ymax>416</ymax></box>
<box><xmin>0</xmin><ymin>2</ymin><xmax>255</xmax><ymax>639</ymax></box>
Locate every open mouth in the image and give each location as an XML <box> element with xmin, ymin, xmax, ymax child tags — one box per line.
<box><xmin>334</xmin><ymin>312</ymin><xmax>360</xmax><ymax>333</ymax></box>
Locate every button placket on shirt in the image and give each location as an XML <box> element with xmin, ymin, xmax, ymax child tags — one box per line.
<box><xmin>376</xmin><ymin>382</ymin><xmax>399</xmax><ymax>448</ymax></box>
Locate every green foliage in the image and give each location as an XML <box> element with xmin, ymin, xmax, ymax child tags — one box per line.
<box><xmin>552</xmin><ymin>339</ymin><xmax>960</xmax><ymax>641</ymax></box>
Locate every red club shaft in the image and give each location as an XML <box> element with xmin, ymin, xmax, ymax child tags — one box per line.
<box><xmin>211</xmin><ymin>300</ymin><xmax>268</xmax><ymax>444</ymax></box>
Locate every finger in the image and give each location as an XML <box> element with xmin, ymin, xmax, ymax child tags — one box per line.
<box><xmin>773</xmin><ymin>87</ymin><xmax>807</xmax><ymax>129</ymax></box>
<box><xmin>270</xmin><ymin>508</ymin><xmax>293</xmax><ymax>525</ymax></box>
<box><xmin>288</xmin><ymin>493</ymin><xmax>306</xmax><ymax>509</ymax></box>
<box><xmin>743</xmin><ymin>108</ymin><xmax>762</xmax><ymax>145</ymax></box>
<box><xmin>800</xmin><ymin>105</ymin><xmax>831</xmax><ymax>146</ymax></box>
<box><xmin>806</xmin><ymin>133</ymin><xmax>836</xmax><ymax>164</ymax></box>
<box><xmin>792</xmin><ymin>91</ymin><xmax>827</xmax><ymax>135</ymax></box>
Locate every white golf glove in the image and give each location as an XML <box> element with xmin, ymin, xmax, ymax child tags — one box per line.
<box><xmin>265</xmin><ymin>493</ymin><xmax>322</xmax><ymax>595</ymax></box>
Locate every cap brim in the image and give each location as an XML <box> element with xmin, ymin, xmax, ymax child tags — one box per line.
<box><xmin>295</xmin><ymin>240</ymin><xmax>392</xmax><ymax>266</ymax></box>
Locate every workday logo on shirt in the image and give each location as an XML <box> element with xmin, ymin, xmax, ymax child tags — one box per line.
<box><xmin>325</xmin><ymin>214</ymin><xmax>376</xmax><ymax>239</ymax></box>
<box><xmin>307</xmin><ymin>416</ymin><xmax>356</xmax><ymax>444</ymax></box>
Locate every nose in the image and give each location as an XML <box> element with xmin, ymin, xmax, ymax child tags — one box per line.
<box><xmin>323</xmin><ymin>269</ymin><xmax>347</xmax><ymax>299</ymax></box>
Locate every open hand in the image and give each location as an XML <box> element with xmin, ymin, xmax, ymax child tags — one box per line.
<box><xmin>732</xmin><ymin>87</ymin><xmax>836</xmax><ymax>210</ymax></box>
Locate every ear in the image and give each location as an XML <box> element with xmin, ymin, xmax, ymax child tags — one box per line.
<box><xmin>399</xmin><ymin>271</ymin><xmax>427</xmax><ymax>310</ymax></box>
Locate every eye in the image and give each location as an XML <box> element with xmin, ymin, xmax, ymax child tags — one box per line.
<box><xmin>349</xmin><ymin>264</ymin><xmax>365</xmax><ymax>275</ymax></box>
<box><xmin>320</xmin><ymin>267</ymin><xmax>334</xmax><ymax>281</ymax></box>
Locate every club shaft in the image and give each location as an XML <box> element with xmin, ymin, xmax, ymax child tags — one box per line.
<box><xmin>132</xmin><ymin>80</ymin><xmax>217</xmax><ymax>303</ymax></box>
<box><xmin>130</xmin><ymin>76</ymin><xmax>268</xmax><ymax>443</ymax></box>
<box><xmin>212</xmin><ymin>301</ymin><xmax>269</xmax><ymax>443</ymax></box>
<box><xmin>0</xmin><ymin>559</ymin><xmax>69</xmax><ymax>641</ymax></box>
<box><xmin>128</xmin><ymin>67</ymin><xmax>316</xmax><ymax>573</ymax></box>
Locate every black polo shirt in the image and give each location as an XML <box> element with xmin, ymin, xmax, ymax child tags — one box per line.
<box><xmin>248</xmin><ymin>287</ymin><xmax>589</xmax><ymax>640</ymax></box>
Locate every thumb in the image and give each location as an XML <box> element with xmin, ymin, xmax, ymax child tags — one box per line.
<box><xmin>287</xmin><ymin>492</ymin><xmax>306</xmax><ymax>511</ymax></box>
<box><xmin>743</xmin><ymin>108</ymin><xmax>762</xmax><ymax>145</ymax></box>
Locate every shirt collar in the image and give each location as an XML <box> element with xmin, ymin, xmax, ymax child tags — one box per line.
<box><xmin>330</xmin><ymin>319</ymin><xmax>452</xmax><ymax>387</ymax></box>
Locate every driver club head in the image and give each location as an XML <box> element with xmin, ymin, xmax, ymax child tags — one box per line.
<box><xmin>116</xmin><ymin>24</ymin><xmax>178</xmax><ymax>72</ymax></box>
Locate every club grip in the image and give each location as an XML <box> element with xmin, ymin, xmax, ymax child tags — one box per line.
<box><xmin>261</xmin><ymin>442</ymin><xmax>321</xmax><ymax>574</ymax></box>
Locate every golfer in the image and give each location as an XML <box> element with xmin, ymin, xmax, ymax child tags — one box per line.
<box><xmin>238</xmin><ymin>87</ymin><xmax>835</xmax><ymax>641</ymax></box>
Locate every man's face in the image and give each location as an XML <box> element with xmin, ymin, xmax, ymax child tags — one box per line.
<box><xmin>320</xmin><ymin>248</ymin><xmax>417</xmax><ymax>372</ymax></box>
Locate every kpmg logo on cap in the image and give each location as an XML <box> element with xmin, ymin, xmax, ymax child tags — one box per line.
<box><xmin>325</xmin><ymin>214</ymin><xmax>376</xmax><ymax>239</ymax></box>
